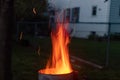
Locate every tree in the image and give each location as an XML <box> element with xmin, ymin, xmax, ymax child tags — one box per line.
<box><xmin>15</xmin><ymin>0</ymin><xmax>48</xmax><ymax>21</ymax></box>
<box><xmin>0</xmin><ymin>0</ymin><xmax>13</xmax><ymax>80</ymax></box>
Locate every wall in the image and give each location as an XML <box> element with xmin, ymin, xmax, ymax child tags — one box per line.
<box><xmin>52</xmin><ymin>0</ymin><xmax>111</xmax><ymax>22</ymax></box>
<box><xmin>48</xmin><ymin>0</ymin><xmax>111</xmax><ymax>38</ymax></box>
<box><xmin>109</xmin><ymin>0</ymin><xmax>120</xmax><ymax>23</ymax></box>
<box><xmin>69</xmin><ymin>23</ymin><xmax>108</xmax><ymax>38</ymax></box>
<box><xmin>110</xmin><ymin>0</ymin><xmax>120</xmax><ymax>33</ymax></box>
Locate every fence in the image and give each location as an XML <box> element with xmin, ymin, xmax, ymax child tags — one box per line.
<box><xmin>15</xmin><ymin>21</ymin><xmax>49</xmax><ymax>39</ymax></box>
<box><xmin>68</xmin><ymin>22</ymin><xmax>120</xmax><ymax>68</ymax></box>
<box><xmin>14</xmin><ymin>21</ymin><xmax>120</xmax><ymax>68</ymax></box>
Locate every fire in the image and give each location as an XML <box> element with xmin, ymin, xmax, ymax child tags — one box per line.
<box><xmin>39</xmin><ymin>22</ymin><xmax>73</xmax><ymax>74</ymax></box>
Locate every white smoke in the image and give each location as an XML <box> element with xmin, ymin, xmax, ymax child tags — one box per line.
<box><xmin>47</xmin><ymin>0</ymin><xmax>70</xmax><ymax>10</ymax></box>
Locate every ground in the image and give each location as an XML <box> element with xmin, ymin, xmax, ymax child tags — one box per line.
<box><xmin>12</xmin><ymin>37</ymin><xmax>120</xmax><ymax>80</ymax></box>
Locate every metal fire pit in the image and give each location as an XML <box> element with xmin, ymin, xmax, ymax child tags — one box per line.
<box><xmin>38</xmin><ymin>71</ymin><xmax>78</xmax><ymax>80</ymax></box>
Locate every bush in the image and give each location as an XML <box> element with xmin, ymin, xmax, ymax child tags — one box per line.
<box><xmin>88</xmin><ymin>32</ymin><xmax>107</xmax><ymax>41</ymax></box>
<box><xmin>88</xmin><ymin>31</ymin><xmax>99</xmax><ymax>40</ymax></box>
<box><xmin>110</xmin><ymin>33</ymin><xmax>120</xmax><ymax>41</ymax></box>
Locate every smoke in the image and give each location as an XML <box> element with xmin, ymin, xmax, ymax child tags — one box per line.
<box><xmin>47</xmin><ymin>0</ymin><xmax>70</xmax><ymax>10</ymax></box>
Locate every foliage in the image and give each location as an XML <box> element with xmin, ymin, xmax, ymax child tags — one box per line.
<box><xmin>110</xmin><ymin>33</ymin><xmax>120</xmax><ymax>40</ymax></box>
<box><xmin>88</xmin><ymin>31</ymin><xmax>100</xmax><ymax>40</ymax></box>
<box><xmin>88</xmin><ymin>32</ymin><xmax>107</xmax><ymax>41</ymax></box>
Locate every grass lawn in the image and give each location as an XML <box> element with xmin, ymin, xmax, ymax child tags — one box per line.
<box><xmin>12</xmin><ymin>37</ymin><xmax>120</xmax><ymax>80</ymax></box>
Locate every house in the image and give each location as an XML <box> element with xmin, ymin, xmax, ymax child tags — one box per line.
<box><xmin>48</xmin><ymin>0</ymin><xmax>120</xmax><ymax>38</ymax></box>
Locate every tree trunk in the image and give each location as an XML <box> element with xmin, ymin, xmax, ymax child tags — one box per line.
<box><xmin>0</xmin><ymin>0</ymin><xmax>13</xmax><ymax>80</ymax></box>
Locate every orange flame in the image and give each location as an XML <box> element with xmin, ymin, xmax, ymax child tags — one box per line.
<box><xmin>39</xmin><ymin>22</ymin><xmax>73</xmax><ymax>74</ymax></box>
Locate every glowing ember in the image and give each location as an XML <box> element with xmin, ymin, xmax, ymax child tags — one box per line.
<box><xmin>37</xmin><ymin>46</ymin><xmax>41</xmax><ymax>56</ymax></box>
<box><xmin>19</xmin><ymin>32</ymin><xmax>23</xmax><ymax>40</ymax></box>
<box><xmin>39</xmin><ymin>22</ymin><xmax>73</xmax><ymax>74</ymax></box>
<box><xmin>33</xmin><ymin>8</ymin><xmax>37</xmax><ymax>15</ymax></box>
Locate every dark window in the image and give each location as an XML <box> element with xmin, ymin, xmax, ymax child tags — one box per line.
<box><xmin>92</xmin><ymin>6</ymin><xmax>97</xmax><ymax>16</ymax></box>
<box><xmin>65</xmin><ymin>8</ymin><xmax>71</xmax><ymax>22</ymax></box>
<box><xmin>72</xmin><ymin>7</ymin><xmax>80</xmax><ymax>23</ymax></box>
<box><xmin>91</xmin><ymin>31</ymin><xmax>96</xmax><ymax>35</ymax></box>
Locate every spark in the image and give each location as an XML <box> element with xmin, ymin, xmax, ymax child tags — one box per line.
<box><xmin>37</xmin><ymin>46</ymin><xmax>41</xmax><ymax>56</ymax></box>
<box><xmin>33</xmin><ymin>8</ymin><xmax>37</xmax><ymax>15</ymax></box>
<box><xmin>19</xmin><ymin>32</ymin><xmax>23</xmax><ymax>40</ymax></box>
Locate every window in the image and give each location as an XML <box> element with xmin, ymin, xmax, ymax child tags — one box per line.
<box><xmin>92</xmin><ymin>6</ymin><xmax>97</xmax><ymax>16</ymax></box>
<box><xmin>66</xmin><ymin>8</ymin><xmax>71</xmax><ymax>22</ymax></box>
<box><xmin>72</xmin><ymin>7</ymin><xmax>80</xmax><ymax>23</ymax></box>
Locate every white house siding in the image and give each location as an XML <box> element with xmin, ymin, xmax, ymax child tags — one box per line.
<box><xmin>69</xmin><ymin>23</ymin><xmax>108</xmax><ymax>38</ymax></box>
<box><xmin>109</xmin><ymin>0</ymin><xmax>120</xmax><ymax>34</ymax></box>
<box><xmin>48</xmin><ymin>0</ymin><xmax>111</xmax><ymax>38</ymax></box>
<box><xmin>50</xmin><ymin>0</ymin><xmax>111</xmax><ymax>22</ymax></box>
<box><xmin>67</xmin><ymin>0</ymin><xmax>110</xmax><ymax>22</ymax></box>
<box><xmin>68</xmin><ymin>0</ymin><xmax>111</xmax><ymax>38</ymax></box>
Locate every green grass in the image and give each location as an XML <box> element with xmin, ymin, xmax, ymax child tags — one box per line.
<box><xmin>12</xmin><ymin>37</ymin><xmax>51</xmax><ymax>80</ymax></box>
<box><xmin>12</xmin><ymin>37</ymin><xmax>120</xmax><ymax>80</ymax></box>
<box><xmin>70</xmin><ymin>38</ymin><xmax>107</xmax><ymax>65</ymax></box>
